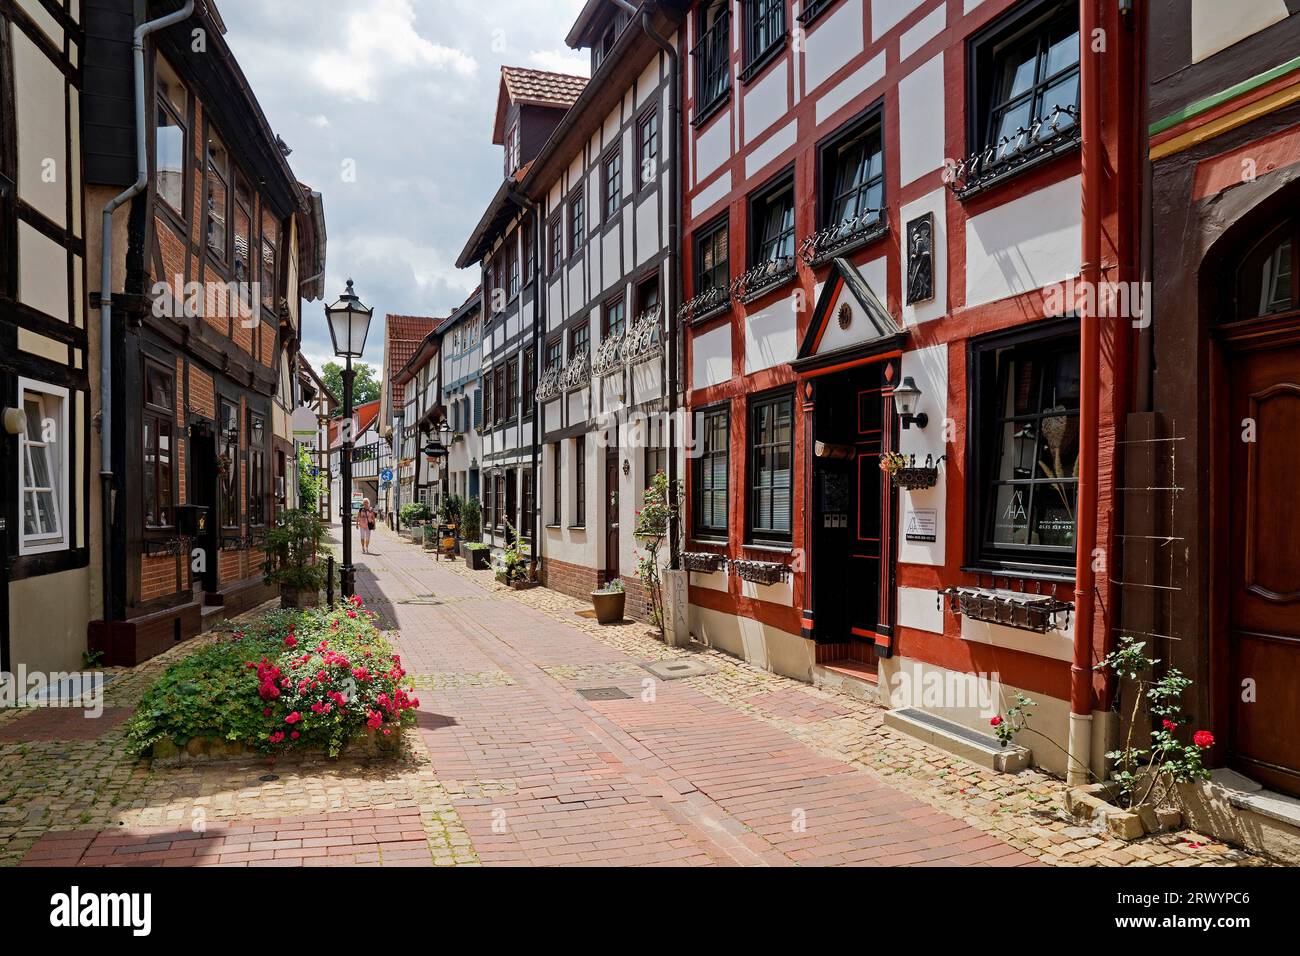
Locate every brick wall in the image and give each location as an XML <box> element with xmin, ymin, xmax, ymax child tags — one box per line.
<box><xmin>219</xmin><ymin>548</ymin><xmax>240</xmax><ymax>584</ymax></box>
<box><xmin>189</xmin><ymin>367</ymin><xmax>215</xmax><ymax>419</ymax></box>
<box><xmin>140</xmin><ymin>554</ymin><xmax>177</xmax><ymax>603</ymax></box>
<box><xmin>540</xmin><ymin>556</ymin><xmax>601</xmax><ymax>603</ymax></box>
<box><xmin>619</xmin><ymin>576</ymin><xmax>654</xmax><ymax>625</ymax></box>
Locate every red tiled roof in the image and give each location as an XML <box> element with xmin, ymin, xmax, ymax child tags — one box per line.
<box><xmin>329</xmin><ymin>399</ymin><xmax>381</xmax><ymax>448</ymax></box>
<box><xmin>493</xmin><ymin>66</ymin><xmax>587</xmax><ymax>144</ymax></box>
<box><xmin>384</xmin><ymin>314</ymin><xmax>441</xmax><ymax>406</ymax></box>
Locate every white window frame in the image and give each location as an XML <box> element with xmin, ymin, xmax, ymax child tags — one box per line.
<box><xmin>18</xmin><ymin>378</ymin><xmax>71</xmax><ymax>556</ymax></box>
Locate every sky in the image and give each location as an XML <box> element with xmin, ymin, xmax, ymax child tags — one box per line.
<box><xmin>218</xmin><ymin>0</ymin><xmax>590</xmax><ymax>378</ymax></box>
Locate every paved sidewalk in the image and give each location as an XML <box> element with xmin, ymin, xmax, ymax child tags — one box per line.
<box><xmin>6</xmin><ymin>523</ymin><xmax>1266</xmax><ymax>867</ymax></box>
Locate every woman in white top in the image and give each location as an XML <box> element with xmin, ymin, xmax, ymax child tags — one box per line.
<box><xmin>355</xmin><ymin>498</ymin><xmax>376</xmax><ymax>555</ymax></box>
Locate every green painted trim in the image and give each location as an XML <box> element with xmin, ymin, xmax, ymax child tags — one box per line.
<box><xmin>1150</xmin><ymin>54</ymin><xmax>1300</xmax><ymax>136</ymax></box>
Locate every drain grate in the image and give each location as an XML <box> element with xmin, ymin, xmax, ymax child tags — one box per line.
<box><xmin>577</xmin><ymin>686</ymin><xmax>632</xmax><ymax>701</ymax></box>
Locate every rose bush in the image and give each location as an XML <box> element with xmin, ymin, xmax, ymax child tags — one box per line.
<box><xmin>126</xmin><ymin>596</ymin><xmax>418</xmax><ymax>758</ymax></box>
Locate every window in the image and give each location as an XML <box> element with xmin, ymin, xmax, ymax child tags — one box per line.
<box><xmin>19</xmin><ymin>381</ymin><xmax>68</xmax><ymax>554</ymax></box>
<box><xmin>506</xmin><ymin>356</ymin><xmax>519</xmax><ymax>422</ymax></box>
<box><xmin>552</xmin><ymin>442</ymin><xmax>563</xmax><ymax>524</ymax></box>
<box><xmin>696</xmin><ymin>216</ymin><xmax>730</xmax><ymax>292</ymax></box>
<box><xmin>219</xmin><ymin>399</ymin><xmax>240</xmax><ymax>528</ymax></box>
<box><xmin>156</xmin><ymin>103</ymin><xmax>185</xmax><ymax>214</ymax></box>
<box><xmin>545</xmin><ymin>338</ymin><xmax>562</xmax><ymax>370</ymax></box>
<box><xmin>483</xmin><ymin>369</ymin><xmax>494</xmax><ymax>426</ymax></box>
<box><xmin>574</xmin><ymin>437</ymin><xmax>586</xmax><ymax>526</ymax></box>
<box><xmin>523</xmin><ymin>220</ymin><xmax>535</xmax><ymax>284</ymax></box>
<box><xmin>505</xmin><ymin>122</ymin><xmax>520</xmax><ymax>175</ymax></box>
<box><xmin>593</xmin><ymin>13</ymin><xmax>628</xmax><ymax>72</ymax></box>
<box><xmin>692</xmin><ymin>1</ymin><xmax>731</xmax><ymax>120</ymax></box>
<box><xmin>473</xmin><ymin>389</ymin><xmax>483</xmax><ymax>429</ymax></box>
<box><xmin>570</xmin><ymin>321</ymin><xmax>590</xmax><ymax>360</ymax></box>
<box><xmin>1237</xmin><ymin>219</ymin><xmax>1298</xmax><ymax>320</ymax></box>
<box><xmin>205</xmin><ymin>132</ymin><xmax>229</xmax><ymax>260</ymax></box>
<box><xmin>261</xmin><ymin>226</ymin><xmax>278</xmax><ymax>310</ymax></box>
<box><xmin>143</xmin><ymin>364</ymin><xmax>175</xmax><ymax>530</ymax></box>
<box><xmin>494</xmin><ymin>365</ymin><xmax>506</xmax><ymax>425</ymax></box>
<box><xmin>636</xmin><ymin>273</ymin><xmax>661</xmax><ymax>317</ymax></box>
<box><xmin>604</xmin><ymin>150</ymin><xmax>622</xmax><ymax>219</ymax></box>
<box><xmin>821</xmin><ymin>111</ymin><xmax>884</xmax><ymax>230</ymax></box>
<box><xmin>748</xmin><ymin>391</ymin><xmax>794</xmax><ymax>543</ymax></box>
<box><xmin>637</xmin><ymin>110</ymin><xmax>659</xmax><ymax>190</ymax></box>
<box><xmin>549</xmin><ymin>215</ymin><xmax>563</xmax><ymax>273</ymax></box>
<box><xmin>751</xmin><ymin>174</ymin><xmax>796</xmax><ymax>266</ymax></box>
<box><xmin>523</xmin><ymin>347</ymin><xmax>536</xmax><ymax>418</ymax></box>
<box><xmin>970</xmin><ymin>324</ymin><xmax>1080</xmax><ymax>569</ymax></box>
<box><xmin>972</xmin><ymin>0</ymin><xmax>1080</xmax><ymax>169</ymax></box>
<box><xmin>507</xmin><ymin>240</ymin><xmax>520</xmax><ymax>301</ymax></box>
<box><xmin>248</xmin><ymin>410</ymin><xmax>266</xmax><ymax>527</ymax></box>
<box><xmin>743</xmin><ymin>0</ymin><xmax>786</xmax><ymax>76</ymax></box>
<box><xmin>603</xmin><ymin>296</ymin><xmax>626</xmax><ymax>339</ymax></box>
<box><xmin>644</xmin><ymin>413</ymin><xmax>667</xmax><ymax>492</ymax></box>
<box><xmin>522</xmin><ymin>470</ymin><xmax>534</xmax><ymax>541</ymax></box>
<box><xmin>495</xmin><ymin>474</ymin><xmax>506</xmax><ymax>532</ymax></box>
<box><xmin>693</xmin><ymin>405</ymin><xmax>729</xmax><ymax>537</ymax></box>
<box><xmin>569</xmin><ymin>188</ymin><xmax>586</xmax><ymax>252</ymax></box>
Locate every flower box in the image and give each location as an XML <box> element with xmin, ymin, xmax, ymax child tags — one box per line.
<box><xmin>942</xmin><ymin>587</ymin><xmax>1073</xmax><ymax>634</ymax></box>
<box><xmin>893</xmin><ymin>466</ymin><xmax>939</xmax><ymax>490</ymax></box>
<box><xmin>681</xmin><ymin>551</ymin><xmax>727</xmax><ymax>573</ymax></box>
<box><xmin>146</xmin><ymin>726</ymin><xmax>404</xmax><ymax>768</ymax></box>
<box><xmin>732</xmin><ymin>560</ymin><xmax>792</xmax><ymax>586</ymax></box>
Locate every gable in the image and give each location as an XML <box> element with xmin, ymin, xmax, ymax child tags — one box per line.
<box><xmin>793</xmin><ymin>257</ymin><xmax>905</xmax><ymax>371</ymax></box>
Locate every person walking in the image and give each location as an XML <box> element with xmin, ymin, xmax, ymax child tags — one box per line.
<box><xmin>356</xmin><ymin>497</ymin><xmax>377</xmax><ymax>555</ymax></box>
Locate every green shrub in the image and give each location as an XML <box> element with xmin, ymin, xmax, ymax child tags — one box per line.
<box><xmin>461</xmin><ymin>497</ymin><xmax>482</xmax><ymax>542</ymax></box>
<box><xmin>262</xmin><ymin>507</ymin><xmax>328</xmax><ymax>591</ymax></box>
<box><xmin>400</xmin><ymin>502</ymin><xmax>431</xmax><ymax>525</ymax></box>
<box><xmin>125</xmin><ymin>599</ymin><xmax>418</xmax><ymax>758</ymax></box>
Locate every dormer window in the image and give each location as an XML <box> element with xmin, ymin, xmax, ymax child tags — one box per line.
<box><xmin>505</xmin><ymin>123</ymin><xmax>520</xmax><ymax>176</ymax></box>
<box><xmin>593</xmin><ymin>12</ymin><xmax>629</xmax><ymax>72</ymax></box>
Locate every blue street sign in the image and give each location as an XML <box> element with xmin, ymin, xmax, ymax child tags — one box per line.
<box><xmin>380</xmin><ymin>468</ymin><xmax>394</xmax><ymax>483</ymax></box>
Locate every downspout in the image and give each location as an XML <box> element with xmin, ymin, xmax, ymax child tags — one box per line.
<box><xmin>99</xmin><ymin>0</ymin><xmax>196</xmax><ymax>621</ymax></box>
<box><xmin>505</xmin><ymin>185</ymin><xmax>542</xmax><ymax>577</ymax></box>
<box><xmin>1069</xmin><ymin>0</ymin><xmax>1103</xmax><ymax>787</ymax></box>
<box><xmin>637</xmin><ymin>2</ymin><xmax>682</xmax><ymax>570</ymax></box>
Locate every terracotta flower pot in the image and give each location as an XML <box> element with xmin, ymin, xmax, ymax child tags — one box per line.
<box><xmin>591</xmin><ymin>590</ymin><xmax>626</xmax><ymax>625</ymax></box>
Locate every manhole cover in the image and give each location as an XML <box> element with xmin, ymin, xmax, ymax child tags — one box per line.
<box><xmin>642</xmin><ymin>659</ymin><xmax>714</xmax><ymax>681</ymax></box>
<box><xmin>577</xmin><ymin>687</ymin><xmax>632</xmax><ymax>701</ymax></box>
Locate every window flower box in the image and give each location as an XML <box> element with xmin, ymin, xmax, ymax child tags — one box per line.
<box><xmin>942</xmin><ymin>587</ymin><xmax>1073</xmax><ymax>634</ymax></box>
<box><xmin>732</xmin><ymin>560</ymin><xmax>792</xmax><ymax>586</ymax></box>
<box><xmin>682</xmin><ymin>551</ymin><xmax>727</xmax><ymax>573</ymax></box>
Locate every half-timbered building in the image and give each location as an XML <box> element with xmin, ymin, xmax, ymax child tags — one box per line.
<box><xmin>0</xmin><ymin>0</ymin><xmax>93</xmax><ymax>676</ymax></box>
<box><xmin>679</xmin><ymin>0</ymin><xmax>1139</xmax><ymax>779</ymax></box>
<box><xmin>439</xmin><ymin>289</ymin><xmax>484</xmax><ymax>504</ymax></box>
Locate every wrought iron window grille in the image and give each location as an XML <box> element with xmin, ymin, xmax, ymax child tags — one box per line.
<box><xmin>623</xmin><ymin>305</ymin><xmax>664</xmax><ymax>365</ymax></box>
<box><xmin>731</xmin><ymin>255</ymin><xmax>798</xmax><ymax>304</ymax></box>
<box><xmin>946</xmin><ymin>105</ymin><xmax>1079</xmax><ymax>198</ymax></box>
<box><xmin>535</xmin><ymin>363</ymin><xmax>563</xmax><ymax>403</ymax></box>
<box><xmin>681</xmin><ymin>551</ymin><xmax>728</xmax><ymax>573</ymax></box>
<box><xmin>677</xmin><ymin>286</ymin><xmax>732</xmax><ymax>324</ymax></box>
<box><xmin>941</xmin><ymin>586</ymin><xmax>1073</xmax><ymax>634</ymax></box>
<box><xmin>559</xmin><ymin>349</ymin><xmax>591</xmax><ymax>392</ymax></box>
<box><xmin>592</xmin><ymin>329</ymin><xmax>626</xmax><ymax>377</ymax></box>
<box><xmin>800</xmin><ymin>209</ymin><xmax>888</xmax><ymax>266</ymax></box>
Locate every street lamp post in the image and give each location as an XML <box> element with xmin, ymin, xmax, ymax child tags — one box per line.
<box><xmin>326</xmin><ymin>279</ymin><xmax>374</xmax><ymax>600</ymax></box>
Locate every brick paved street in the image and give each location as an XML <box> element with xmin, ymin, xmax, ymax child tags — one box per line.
<box><xmin>4</xmin><ymin>525</ymin><xmax>1268</xmax><ymax>867</ymax></box>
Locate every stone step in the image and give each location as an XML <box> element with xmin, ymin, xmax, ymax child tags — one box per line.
<box><xmin>884</xmin><ymin>706</ymin><xmax>1031</xmax><ymax>774</ymax></box>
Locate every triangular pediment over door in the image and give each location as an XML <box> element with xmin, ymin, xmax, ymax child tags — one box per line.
<box><xmin>789</xmin><ymin>257</ymin><xmax>906</xmax><ymax>374</ymax></box>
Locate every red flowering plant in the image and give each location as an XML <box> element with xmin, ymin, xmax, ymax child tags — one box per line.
<box><xmin>126</xmin><ymin>595</ymin><xmax>418</xmax><ymax>759</ymax></box>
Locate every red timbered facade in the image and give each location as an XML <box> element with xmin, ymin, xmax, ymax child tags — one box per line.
<box><xmin>679</xmin><ymin>0</ymin><xmax>1140</xmax><ymax>777</ymax></box>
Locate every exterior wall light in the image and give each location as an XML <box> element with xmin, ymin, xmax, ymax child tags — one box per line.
<box><xmin>892</xmin><ymin>376</ymin><xmax>928</xmax><ymax>430</ymax></box>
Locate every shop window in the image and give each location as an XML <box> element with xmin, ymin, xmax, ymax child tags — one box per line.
<box><xmin>969</xmin><ymin>323</ymin><xmax>1081</xmax><ymax>569</ymax></box>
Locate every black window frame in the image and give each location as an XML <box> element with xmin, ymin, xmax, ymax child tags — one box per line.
<box><xmin>552</xmin><ymin>441</ymin><xmax>563</xmax><ymax>525</ymax></box>
<box><xmin>603</xmin><ymin>295</ymin><xmax>626</xmax><ymax>339</ymax></box>
<box><xmin>746</xmin><ymin>389</ymin><xmax>795</xmax><ymax>545</ymax></box>
<box><xmin>695</xmin><ymin>214</ymin><xmax>730</xmax><ymax>293</ymax></box>
<box><xmin>603</xmin><ymin>148</ymin><xmax>622</xmax><ymax>220</ymax></box>
<box><xmin>522</xmin><ymin>346</ymin><xmax>536</xmax><ymax>420</ymax></box>
<box><xmin>218</xmin><ymin>399</ymin><xmax>240</xmax><ymax>529</ymax></box>
<box><xmin>817</xmin><ymin>105</ymin><xmax>886</xmax><ymax>232</ymax></box>
<box><xmin>741</xmin><ymin>0</ymin><xmax>787</xmax><ymax>82</ymax></box>
<box><xmin>637</xmin><ymin>108</ymin><xmax>660</xmax><ymax>192</ymax></box>
<box><xmin>548</xmin><ymin>213</ymin><xmax>563</xmax><ymax>274</ymax></box>
<box><xmin>966</xmin><ymin>0</ymin><xmax>1081</xmax><ymax>189</ymax></box>
<box><xmin>693</xmin><ymin>404</ymin><xmax>730</xmax><ymax>539</ymax></box>
<box><xmin>505</xmin><ymin>356</ymin><xmax>519</xmax><ymax>423</ymax></box>
<box><xmin>1235</xmin><ymin>217</ymin><xmax>1299</xmax><ymax>321</ymax></box>
<box><xmin>691</xmin><ymin>1</ymin><xmax>731</xmax><ymax>125</ymax></box>
<box><xmin>483</xmin><ymin>367</ymin><xmax>494</xmax><ymax>426</ymax></box>
<box><xmin>545</xmin><ymin>337</ymin><xmax>563</xmax><ymax>370</ymax></box>
<box><xmin>569</xmin><ymin>321</ymin><xmax>590</xmax><ymax>360</ymax></box>
<box><xmin>247</xmin><ymin>408</ymin><xmax>267</xmax><ymax>528</ymax></box>
<box><xmin>143</xmin><ymin>361</ymin><xmax>176</xmax><ymax>531</ymax></box>
<box><xmin>569</xmin><ymin>187</ymin><xmax>586</xmax><ymax>255</ymax></box>
<box><xmin>574</xmin><ymin>437</ymin><xmax>587</xmax><ymax>527</ymax></box>
<box><xmin>748</xmin><ymin>171</ymin><xmax>796</xmax><ymax>269</ymax></box>
<box><xmin>967</xmin><ymin>318</ymin><xmax>1081</xmax><ymax>574</ymax></box>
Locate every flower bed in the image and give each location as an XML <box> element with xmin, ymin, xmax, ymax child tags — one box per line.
<box><xmin>125</xmin><ymin>596</ymin><xmax>418</xmax><ymax>762</ymax></box>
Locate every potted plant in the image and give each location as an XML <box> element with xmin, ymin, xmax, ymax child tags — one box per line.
<box><xmin>423</xmin><ymin>523</ymin><xmax>438</xmax><ymax>551</ymax></box>
<box><xmin>592</xmin><ymin>579</ymin><xmax>626</xmax><ymax>625</ymax></box>
<box><xmin>440</xmin><ymin>495</ymin><xmax>463</xmax><ymax>531</ymax></box>
<box><xmin>465</xmin><ymin>542</ymin><xmax>491</xmax><ymax>570</ymax></box>
<box><xmin>261</xmin><ymin>508</ymin><xmax>328</xmax><ymax>609</ymax></box>
<box><xmin>460</xmin><ymin>497</ymin><xmax>482</xmax><ymax>559</ymax></box>
<box><xmin>633</xmin><ymin>472</ymin><xmax>682</xmax><ymax>638</ymax></box>
<box><xmin>400</xmin><ymin>502</ymin><xmax>430</xmax><ymax>542</ymax></box>
<box><xmin>495</xmin><ymin>524</ymin><xmax>534</xmax><ymax>589</ymax></box>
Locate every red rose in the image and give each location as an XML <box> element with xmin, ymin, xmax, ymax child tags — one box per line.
<box><xmin>989</xmin><ymin>716</ymin><xmax>1003</xmax><ymax>728</ymax></box>
<box><xmin>285</xmin><ymin>712</ymin><xmax>302</xmax><ymax>725</ymax></box>
<box><xmin>1193</xmin><ymin>731</ymin><xmax>1214</xmax><ymax>749</ymax></box>
<box><xmin>1162</xmin><ymin>719</ymin><xmax>1177</xmax><ymax>731</ymax></box>
<box><xmin>268</xmin><ymin>731</ymin><xmax>285</xmax><ymax>744</ymax></box>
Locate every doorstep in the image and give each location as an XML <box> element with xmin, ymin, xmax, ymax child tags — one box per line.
<box><xmin>811</xmin><ymin>659</ymin><xmax>880</xmax><ymax>703</ymax></box>
<box><xmin>1175</xmin><ymin>769</ymin><xmax>1300</xmax><ymax>864</ymax></box>
<box><xmin>883</xmin><ymin>706</ymin><xmax>1032</xmax><ymax>774</ymax></box>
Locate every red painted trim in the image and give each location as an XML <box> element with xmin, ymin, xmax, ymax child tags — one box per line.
<box><xmin>1192</xmin><ymin>124</ymin><xmax>1300</xmax><ymax>201</ymax></box>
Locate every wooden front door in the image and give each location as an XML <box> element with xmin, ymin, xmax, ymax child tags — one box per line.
<box><xmin>605</xmin><ymin>451</ymin><xmax>619</xmax><ymax>584</ymax></box>
<box><xmin>1226</xmin><ymin>341</ymin><xmax>1300</xmax><ymax>795</ymax></box>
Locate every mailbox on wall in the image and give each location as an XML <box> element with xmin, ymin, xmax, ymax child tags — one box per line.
<box><xmin>175</xmin><ymin>505</ymin><xmax>210</xmax><ymax>537</ymax></box>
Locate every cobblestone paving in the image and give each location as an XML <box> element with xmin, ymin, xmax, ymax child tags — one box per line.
<box><xmin>2</xmin><ymin>524</ymin><xmax>1270</xmax><ymax>867</ymax></box>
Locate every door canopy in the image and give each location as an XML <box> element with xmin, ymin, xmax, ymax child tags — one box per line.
<box><xmin>790</xmin><ymin>257</ymin><xmax>906</xmax><ymax>374</ymax></box>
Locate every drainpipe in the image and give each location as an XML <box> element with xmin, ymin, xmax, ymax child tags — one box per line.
<box><xmin>98</xmin><ymin>0</ymin><xmax>196</xmax><ymax>620</ymax></box>
<box><xmin>636</xmin><ymin>2</ymin><xmax>682</xmax><ymax>570</ymax></box>
<box><xmin>1069</xmin><ymin>0</ymin><xmax>1103</xmax><ymax>787</ymax></box>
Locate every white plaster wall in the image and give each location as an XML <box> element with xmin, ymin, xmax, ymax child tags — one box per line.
<box><xmin>695</xmin><ymin>108</ymin><xmax>732</xmax><ymax>183</ymax></box>
<box><xmin>898</xmin><ymin>586</ymin><xmax>944</xmax><ymax>634</ymax></box>
<box><xmin>635</xmin><ymin>192</ymin><xmax>659</xmax><ymax>267</ymax></box>
<box><xmin>13</xmin><ymin>27</ymin><xmax>67</xmax><ymax>227</ymax></box>
<box><xmin>1191</xmin><ymin>0</ymin><xmax>1288</xmax><ymax>63</ymax></box>
<box><xmin>804</xmin><ymin>0</ymin><xmax>863</xmax><ymax>92</ymax></box>
<box><xmin>18</xmin><ymin>221</ymin><xmax>69</xmax><ymax>322</ymax></box>
<box><xmin>743</xmin><ymin>61</ymin><xmax>789</xmax><ymax>144</ymax></box>
<box><xmin>816</xmin><ymin>52</ymin><xmax>885</xmax><ymax>125</ymax></box>
<box><xmin>691</xmin><ymin>169</ymin><xmax>733</xmax><ymax>219</ymax></box>
<box><xmin>896</xmin><ymin>343</ymin><xmax>948</xmax><ymax>567</ymax></box>
<box><xmin>692</xmin><ymin>322</ymin><xmax>732</xmax><ymax>389</ymax></box>
<box><xmin>899</xmin><ymin>4</ymin><xmax>946</xmax><ymax>62</ymax></box>
<box><xmin>745</xmin><ymin>119</ymin><xmax>797</xmax><ymax>180</ymax></box>
<box><xmin>896</xmin><ymin>53</ymin><xmax>946</xmax><ymax>187</ymax></box>
<box><xmin>745</xmin><ymin>300</ymin><xmax>798</xmax><ymax>374</ymax></box>
<box><xmin>964</xmin><ymin>174</ymin><xmax>1081</xmax><ymax>309</ymax></box>
<box><xmin>871</xmin><ymin>0</ymin><xmax>926</xmax><ymax>40</ymax></box>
